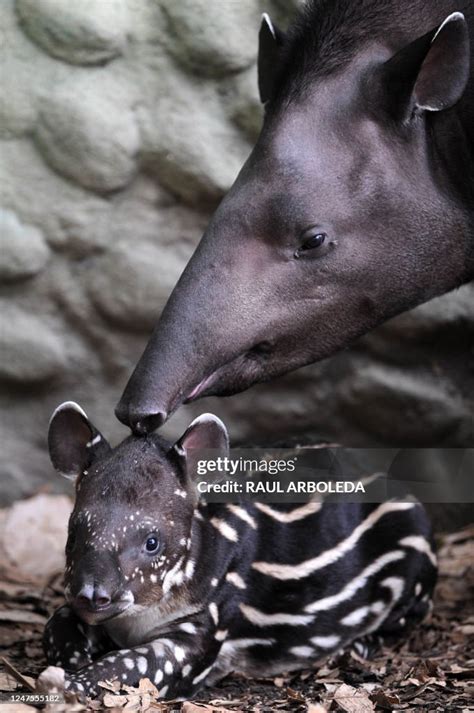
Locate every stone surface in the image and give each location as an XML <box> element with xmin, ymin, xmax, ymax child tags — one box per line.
<box><xmin>0</xmin><ymin>0</ymin><xmax>472</xmax><ymax>506</ymax></box>
<box><xmin>0</xmin><ymin>209</ymin><xmax>50</xmax><ymax>281</ymax></box>
<box><xmin>15</xmin><ymin>0</ymin><xmax>129</xmax><ymax>66</ymax></box>
<box><xmin>86</xmin><ymin>240</ymin><xmax>188</xmax><ymax>331</ymax></box>
<box><xmin>35</xmin><ymin>73</ymin><xmax>141</xmax><ymax>193</ymax></box>
<box><xmin>339</xmin><ymin>365</ymin><xmax>472</xmax><ymax>446</ymax></box>
<box><xmin>0</xmin><ymin>305</ymin><xmax>69</xmax><ymax>383</ymax></box>
<box><xmin>161</xmin><ymin>0</ymin><xmax>261</xmax><ymax>77</ymax></box>
<box><xmin>138</xmin><ymin>68</ymin><xmax>251</xmax><ymax>205</ymax></box>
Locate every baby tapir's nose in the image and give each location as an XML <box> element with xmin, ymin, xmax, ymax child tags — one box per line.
<box><xmin>76</xmin><ymin>583</ymin><xmax>112</xmax><ymax>610</ymax></box>
<box><xmin>69</xmin><ymin>550</ymin><xmax>122</xmax><ymax>616</ymax></box>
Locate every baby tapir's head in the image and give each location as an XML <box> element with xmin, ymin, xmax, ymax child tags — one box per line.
<box><xmin>48</xmin><ymin>402</ymin><xmax>228</xmax><ymax>625</ymax></box>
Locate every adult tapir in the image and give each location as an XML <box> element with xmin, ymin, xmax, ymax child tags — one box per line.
<box><xmin>117</xmin><ymin>0</ymin><xmax>474</xmax><ymax>435</ymax></box>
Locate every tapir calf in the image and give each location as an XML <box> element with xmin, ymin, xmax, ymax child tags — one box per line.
<box><xmin>40</xmin><ymin>402</ymin><xmax>437</xmax><ymax>700</ymax></box>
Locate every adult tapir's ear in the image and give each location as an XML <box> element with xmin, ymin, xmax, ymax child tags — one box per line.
<box><xmin>258</xmin><ymin>13</ymin><xmax>285</xmax><ymax>103</ymax></box>
<box><xmin>173</xmin><ymin>413</ymin><xmax>229</xmax><ymax>480</ymax></box>
<box><xmin>377</xmin><ymin>12</ymin><xmax>469</xmax><ymax>120</ymax></box>
<box><xmin>48</xmin><ymin>401</ymin><xmax>110</xmax><ymax>480</ymax></box>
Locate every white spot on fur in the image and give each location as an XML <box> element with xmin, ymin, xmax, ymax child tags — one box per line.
<box><xmin>185</xmin><ymin>560</ymin><xmax>195</xmax><ymax>579</ymax></box>
<box><xmin>162</xmin><ymin>556</ymin><xmax>185</xmax><ymax>594</ymax></box>
<box><xmin>255</xmin><ymin>501</ymin><xmax>322</xmax><ymax>524</ymax></box>
<box><xmin>209</xmin><ymin>602</ymin><xmax>219</xmax><ymax>625</ymax></box>
<box><xmin>179</xmin><ymin>622</ymin><xmax>197</xmax><ymax>635</ymax></box>
<box><xmin>399</xmin><ymin>536</ymin><xmax>437</xmax><ymax>566</ymax></box>
<box><xmin>210</xmin><ymin>517</ymin><xmax>238</xmax><ymax>542</ymax></box>
<box><xmin>240</xmin><ymin>604</ymin><xmax>313</xmax><ymax>627</ymax></box>
<box><xmin>174</xmin><ymin>646</ymin><xmax>186</xmax><ymax>662</ymax></box>
<box><xmin>86</xmin><ymin>434</ymin><xmax>101</xmax><ymax>448</ymax></box>
<box><xmin>225</xmin><ymin>571</ymin><xmax>246</xmax><ymax>590</ymax></box>
<box><xmin>311</xmin><ymin>635</ymin><xmax>341</xmax><ymax>649</ymax></box>
<box><xmin>192</xmin><ymin>665</ymin><xmax>213</xmax><ymax>685</ymax></box>
<box><xmin>136</xmin><ymin>656</ymin><xmax>148</xmax><ymax>675</ymax></box>
<box><xmin>226</xmin><ymin>504</ymin><xmax>257</xmax><ymax>529</ymax></box>
<box><xmin>290</xmin><ymin>645</ymin><xmax>314</xmax><ymax>657</ymax></box>
<box><xmin>341</xmin><ymin>605</ymin><xmax>371</xmax><ymax>626</ymax></box>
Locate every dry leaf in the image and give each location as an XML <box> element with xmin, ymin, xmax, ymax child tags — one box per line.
<box><xmin>182</xmin><ymin>703</ymin><xmax>236</xmax><ymax>713</ymax></box>
<box><xmin>286</xmin><ymin>687</ymin><xmax>306</xmax><ymax>702</ymax></box>
<box><xmin>103</xmin><ymin>692</ymin><xmax>130</xmax><ymax>707</ymax></box>
<box><xmin>0</xmin><ymin>671</ymin><xmax>19</xmax><ymax>691</ymax></box>
<box><xmin>98</xmin><ymin>678</ymin><xmax>122</xmax><ymax>693</ymax></box>
<box><xmin>138</xmin><ymin>677</ymin><xmax>159</xmax><ymax>696</ymax></box>
<box><xmin>333</xmin><ymin>683</ymin><xmax>375</xmax><ymax>712</ymax></box>
<box><xmin>0</xmin><ymin>609</ymin><xmax>46</xmax><ymax>625</ymax></box>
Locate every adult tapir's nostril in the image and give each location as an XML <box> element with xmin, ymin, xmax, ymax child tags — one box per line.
<box><xmin>77</xmin><ymin>583</ymin><xmax>112</xmax><ymax>610</ymax></box>
<box><xmin>114</xmin><ymin>401</ymin><xmax>166</xmax><ymax>434</ymax></box>
<box><xmin>246</xmin><ymin>341</ymin><xmax>274</xmax><ymax>360</ymax></box>
<box><xmin>134</xmin><ymin>412</ymin><xmax>166</xmax><ymax>435</ymax></box>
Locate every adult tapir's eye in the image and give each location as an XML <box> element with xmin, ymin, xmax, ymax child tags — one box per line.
<box><xmin>296</xmin><ymin>229</ymin><xmax>327</xmax><ymax>257</ymax></box>
<box><xmin>144</xmin><ymin>534</ymin><xmax>160</xmax><ymax>554</ymax></box>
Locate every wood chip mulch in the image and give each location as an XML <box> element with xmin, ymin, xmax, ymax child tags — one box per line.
<box><xmin>0</xmin><ymin>519</ymin><xmax>472</xmax><ymax>712</ymax></box>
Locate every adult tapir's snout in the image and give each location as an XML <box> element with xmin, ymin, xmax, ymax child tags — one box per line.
<box><xmin>116</xmin><ymin>202</ymin><xmax>281</xmax><ymax>433</ymax></box>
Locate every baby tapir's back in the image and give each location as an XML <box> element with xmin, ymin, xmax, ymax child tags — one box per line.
<box><xmin>198</xmin><ymin>498</ymin><xmax>436</xmax><ymax>680</ymax></box>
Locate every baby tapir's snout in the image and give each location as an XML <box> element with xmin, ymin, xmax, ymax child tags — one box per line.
<box><xmin>68</xmin><ymin>549</ymin><xmax>124</xmax><ymax>621</ymax></box>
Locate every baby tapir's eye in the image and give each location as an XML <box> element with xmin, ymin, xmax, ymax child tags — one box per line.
<box><xmin>144</xmin><ymin>534</ymin><xmax>160</xmax><ymax>554</ymax></box>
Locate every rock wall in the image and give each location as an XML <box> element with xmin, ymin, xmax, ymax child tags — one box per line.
<box><xmin>1</xmin><ymin>0</ymin><xmax>473</xmax><ymax>504</ymax></box>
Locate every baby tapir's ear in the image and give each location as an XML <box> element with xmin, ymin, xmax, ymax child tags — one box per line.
<box><xmin>48</xmin><ymin>401</ymin><xmax>110</xmax><ymax>480</ymax></box>
<box><xmin>173</xmin><ymin>413</ymin><xmax>229</xmax><ymax>480</ymax></box>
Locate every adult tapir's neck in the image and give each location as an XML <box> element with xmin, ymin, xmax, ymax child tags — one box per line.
<box><xmin>431</xmin><ymin>102</ymin><xmax>474</xmax><ymax>279</ymax></box>
<box><xmin>417</xmin><ymin>1</ymin><xmax>474</xmax><ymax>275</ymax></box>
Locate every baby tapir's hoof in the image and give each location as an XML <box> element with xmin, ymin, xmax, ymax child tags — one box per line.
<box><xmin>43</xmin><ymin>403</ymin><xmax>437</xmax><ymax>700</ymax></box>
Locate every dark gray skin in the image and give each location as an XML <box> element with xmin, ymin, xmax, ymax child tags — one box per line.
<box><xmin>116</xmin><ymin>1</ymin><xmax>474</xmax><ymax>434</ymax></box>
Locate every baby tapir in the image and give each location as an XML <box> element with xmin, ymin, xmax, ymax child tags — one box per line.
<box><xmin>40</xmin><ymin>402</ymin><xmax>437</xmax><ymax>700</ymax></box>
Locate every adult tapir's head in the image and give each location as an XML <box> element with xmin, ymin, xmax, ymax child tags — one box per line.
<box><xmin>117</xmin><ymin>3</ymin><xmax>473</xmax><ymax>433</ymax></box>
<box><xmin>48</xmin><ymin>402</ymin><xmax>228</xmax><ymax>624</ymax></box>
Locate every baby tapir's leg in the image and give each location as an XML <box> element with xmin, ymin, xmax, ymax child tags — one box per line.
<box><xmin>64</xmin><ymin>620</ymin><xmax>224</xmax><ymax>699</ymax></box>
<box><xmin>43</xmin><ymin>606</ymin><xmax>113</xmax><ymax>671</ymax></box>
